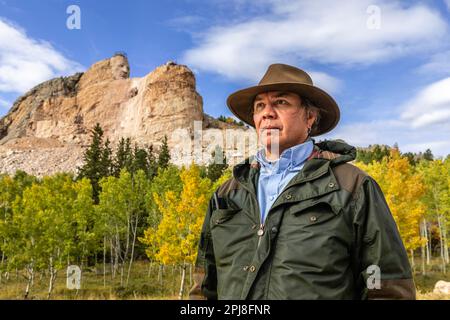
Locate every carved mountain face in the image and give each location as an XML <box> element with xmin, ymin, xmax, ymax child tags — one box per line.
<box><xmin>110</xmin><ymin>55</ymin><xmax>130</xmax><ymax>80</ymax></box>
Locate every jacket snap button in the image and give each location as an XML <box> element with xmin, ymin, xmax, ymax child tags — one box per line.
<box><xmin>285</xmin><ymin>194</ymin><xmax>292</xmax><ymax>200</ymax></box>
<box><xmin>243</xmin><ymin>266</ymin><xmax>249</xmax><ymax>271</ymax></box>
<box><xmin>257</xmin><ymin>229</ymin><xmax>264</xmax><ymax>236</ymax></box>
<box><xmin>310</xmin><ymin>216</ymin><xmax>317</xmax><ymax>222</ymax></box>
<box><xmin>271</xmin><ymin>227</ymin><xmax>278</xmax><ymax>233</ymax></box>
<box><xmin>249</xmin><ymin>266</ymin><xmax>256</xmax><ymax>272</ymax></box>
<box><xmin>328</xmin><ymin>182</ymin><xmax>335</xmax><ymax>188</ymax></box>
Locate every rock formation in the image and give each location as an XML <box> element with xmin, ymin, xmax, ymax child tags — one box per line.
<box><xmin>0</xmin><ymin>54</ymin><xmax>251</xmax><ymax>176</ymax></box>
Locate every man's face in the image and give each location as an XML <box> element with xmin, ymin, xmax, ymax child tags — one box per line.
<box><xmin>111</xmin><ymin>55</ymin><xmax>130</xmax><ymax>79</ymax></box>
<box><xmin>253</xmin><ymin>91</ymin><xmax>315</xmax><ymax>156</ymax></box>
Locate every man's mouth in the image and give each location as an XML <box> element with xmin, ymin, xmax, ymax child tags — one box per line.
<box><xmin>262</xmin><ymin>125</ymin><xmax>281</xmax><ymax>130</ymax></box>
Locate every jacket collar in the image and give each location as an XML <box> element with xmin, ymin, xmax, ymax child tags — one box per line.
<box><xmin>233</xmin><ymin>139</ymin><xmax>356</xmax><ymax>192</ymax></box>
<box><xmin>255</xmin><ymin>139</ymin><xmax>314</xmax><ymax>174</ymax></box>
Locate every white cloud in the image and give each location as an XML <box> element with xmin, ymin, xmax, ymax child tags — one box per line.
<box><xmin>322</xmin><ymin>119</ymin><xmax>407</xmax><ymax>148</ymax></box>
<box><xmin>401</xmin><ymin>140</ymin><xmax>450</xmax><ymax>155</ymax></box>
<box><xmin>307</xmin><ymin>71</ymin><xmax>343</xmax><ymax>94</ymax></box>
<box><xmin>181</xmin><ymin>0</ymin><xmax>448</xmax><ymax>86</ymax></box>
<box><xmin>400</xmin><ymin>77</ymin><xmax>450</xmax><ymax>128</ymax></box>
<box><xmin>321</xmin><ymin>118</ymin><xmax>450</xmax><ymax>158</ymax></box>
<box><xmin>0</xmin><ymin>18</ymin><xmax>83</xmax><ymax>94</ymax></box>
<box><xmin>318</xmin><ymin>77</ymin><xmax>450</xmax><ymax>157</ymax></box>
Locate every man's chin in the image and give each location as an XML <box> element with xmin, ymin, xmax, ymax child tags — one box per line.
<box><xmin>261</xmin><ymin>141</ymin><xmax>281</xmax><ymax>154</ymax></box>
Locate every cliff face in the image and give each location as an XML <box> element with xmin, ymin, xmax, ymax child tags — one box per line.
<box><xmin>0</xmin><ymin>55</ymin><xmax>250</xmax><ymax>176</ymax></box>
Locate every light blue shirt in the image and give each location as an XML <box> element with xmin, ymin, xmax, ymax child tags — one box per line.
<box><xmin>255</xmin><ymin>139</ymin><xmax>314</xmax><ymax>224</ymax></box>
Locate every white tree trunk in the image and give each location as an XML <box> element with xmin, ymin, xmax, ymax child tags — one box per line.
<box><xmin>443</xmin><ymin>217</ymin><xmax>449</xmax><ymax>264</ymax></box>
<box><xmin>103</xmin><ymin>236</ymin><xmax>107</xmax><ymax>288</ymax></box>
<box><xmin>47</xmin><ymin>257</ymin><xmax>58</xmax><ymax>300</ymax></box>
<box><xmin>420</xmin><ymin>221</ymin><xmax>426</xmax><ymax>275</ymax></box>
<box><xmin>126</xmin><ymin>213</ymin><xmax>139</xmax><ymax>287</ymax></box>
<box><xmin>189</xmin><ymin>264</ymin><xmax>193</xmax><ymax>288</ymax></box>
<box><xmin>178</xmin><ymin>263</ymin><xmax>186</xmax><ymax>300</ymax></box>
<box><xmin>148</xmin><ymin>260</ymin><xmax>153</xmax><ymax>278</ymax></box>
<box><xmin>24</xmin><ymin>264</ymin><xmax>34</xmax><ymax>299</ymax></box>
<box><xmin>158</xmin><ymin>265</ymin><xmax>164</xmax><ymax>286</ymax></box>
<box><xmin>423</xmin><ymin>219</ymin><xmax>431</xmax><ymax>265</ymax></box>
<box><xmin>437</xmin><ymin>215</ymin><xmax>446</xmax><ymax>273</ymax></box>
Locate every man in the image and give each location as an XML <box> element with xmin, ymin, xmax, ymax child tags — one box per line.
<box><xmin>190</xmin><ymin>64</ymin><xmax>416</xmax><ymax>300</ymax></box>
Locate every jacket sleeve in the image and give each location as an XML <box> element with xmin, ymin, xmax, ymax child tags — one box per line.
<box><xmin>189</xmin><ymin>197</ymin><xmax>218</xmax><ymax>300</ymax></box>
<box><xmin>352</xmin><ymin>176</ymin><xmax>416</xmax><ymax>300</ymax></box>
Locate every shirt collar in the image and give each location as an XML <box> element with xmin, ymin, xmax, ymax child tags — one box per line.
<box><xmin>255</xmin><ymin>138</ymin><xmax>314</xmax><ymax>174</ymax></box>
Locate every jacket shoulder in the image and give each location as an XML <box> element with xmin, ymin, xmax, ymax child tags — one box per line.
<box><xmin>332</xmin><ymin>163</ymin><xmax>369</xmax><ymax>198</ymax></box>
<box><xmin>216</xmin><ymin>177</ymin><xmax>241</xmax><ymax>198</ymax></box>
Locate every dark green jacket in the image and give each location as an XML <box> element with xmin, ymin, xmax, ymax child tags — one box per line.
<box><xmin>190</xmin><ymin>140</ymin><xmax>416</xmax><ymax>300</ymax></box>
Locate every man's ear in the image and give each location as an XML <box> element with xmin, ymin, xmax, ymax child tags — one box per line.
<box><xmin>306</xmin><ymin>109</ymin><xmax>317</xmax><ymax>127</ymax></box>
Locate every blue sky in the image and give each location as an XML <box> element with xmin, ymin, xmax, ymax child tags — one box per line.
<box><xmin>1</xmin><ymin>0</ymin><xmax>450</xmax><ymax>156</ymax></box>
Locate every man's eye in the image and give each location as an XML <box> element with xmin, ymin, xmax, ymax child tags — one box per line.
<box><xmin>274</xmin><ymin>100</ymin><xmax>287</xmax><ymax>105</ymax></box>
<box><xmin>255</xmin><ymin>103</ymin><xmax>265</xmax><ymax>110</ymax></box>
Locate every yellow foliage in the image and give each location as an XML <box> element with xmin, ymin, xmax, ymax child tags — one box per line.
<box><xmin>141</xmin><ymin>163</ymin><xmax>212</xmax><ymax>265</ymax></box>
<box><xmin>356</xmin><ymin>149</ymin><xmax>426</xmax><ymax>251</ymax></box>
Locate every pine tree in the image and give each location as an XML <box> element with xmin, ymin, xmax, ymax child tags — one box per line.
<box><xmin>113</xmin><ymin>137</ymin><xmax>133</xmax><ymax>177</ymax></box>
<box><xmin>101</xmin><ymin>138</ymin><xmax>113</xmax><ymax>177</ymax></box>
<box><xmin>132</xmin><ymin>144</ymin><xmax>149</xmax><ymax>175</ymax></box>
<box><xmin>423</xmin><ymin>149</ymin><xmax>434</xmax><ymax>161</ymax></box>
<box><xmin>206</xmin><ymin>145</ymin><xmax>228</xmax><ymax>182</ymax></box>
<box><xmin>402</xmin><ymin>152</ymin><xmax>417</xmax><ymax>166</ymax></box>
<box><xmin>77</xmin><ymin>123</ymin><xmax>110</xmax><ymax>203</ymax></box>
<box><xmin>157</xmin><ymin>135</ymin><xmax>171</xmax><ymax>171</ymax></box>
<box><xmin>147</xmin><ymin>144</ymin><xmax>158</xmax><ymax>180</ymax></box>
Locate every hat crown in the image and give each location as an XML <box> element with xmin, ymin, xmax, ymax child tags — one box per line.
<box><xmin>258</xmin><ymin>63</ymin><xmax>313</xmax><ymax>86</ymax></box>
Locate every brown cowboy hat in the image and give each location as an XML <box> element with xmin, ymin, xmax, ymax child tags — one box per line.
<box><xmin>226</xmin><ymin>63</ymin><xmax>340</xmax><ymax>136</ymax></box>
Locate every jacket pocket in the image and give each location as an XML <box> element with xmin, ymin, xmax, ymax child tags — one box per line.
<box><xmin>288</xmin><ymin>201</ymin><xmax>341</xmax><ymax>226</ymax></box>
<box><xmin>210</xmin><ymin>208</ymin><xmax>242</xmax><ymax>229</ymax></box>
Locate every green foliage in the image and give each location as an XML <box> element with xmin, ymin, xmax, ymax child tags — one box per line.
<box><xmin>206</xmin><ymin>145</ymin><xmax>228</xmax><ymax>182</ymax></box>
<box><xmin>2</xmin><ymin>135</ymin><xmax>449</xmax><ymax>298</ymax></box>
<box><xmin>217</xmin><ymin>115</ymin><xmax>244</xmax><ymax>126</ymax></box>
<box><xmin>146</xmin><ymin>165</ymin><xmax>182</xmax><ymax>230</ymax></box>
<box><xmin>0</xmin><ymin>174</ymin><xmax>97</xmax><ymax>296</ymax></box>
<box><xmin>157</xmin><ymin>135</ymin><xmax>171</xmax><ymax>171</ymax></box>
<box><xmin>356</xmin><ymin>144</ymin><xmax>391</xmax><ymax>164</ymax></box>
<box><xmin>113</xmin><ymin>137</ymin><xmax>133</xmax><ymax>177</ymax></box>
<box><xmin>417</xmin><ymin>159</ymin><xmax>449</xmax><ymax>223</ymax></box>
<box><xmin>423</xmin><ymin>149</ymin><xmax>434</xmax><ymax>161</ymax></box>
<box><xmin>357</xmin><ymin>144</ymin><xmax>436</xmax><ymax>166</ymax></box>
<box><xmin>147</xmin><ymin>145</ymin><xmax>158</xmax><ymax>179</ymax></box>
<box><xmin>96</xmin><ymin>169</ymin><xmax>150</xmax><ymax>284</ymax></box>
<box><xmin>132</xmin><ymin>144</ymin><xmax>149</xmax><ymax>175</ymax></box>
<box><xmin>77</xmin><ymin>123</ymin><xmax>112</xmax><ymax>203</ymax></box>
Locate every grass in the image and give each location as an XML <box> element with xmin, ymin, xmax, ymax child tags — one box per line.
<box><xmin>0</xmin><ymin>261</ymin><xmax>192</xmax><ymax>300</ymax></box>
<box><xmin>413</xmin><ymin>270</ymin><xmax>450</xmax><ymax>300</ymax></box>
<box><xmin>1</xmin><ymin>259</ymin><xmax>450</xmax><ymax>300</ymax></box>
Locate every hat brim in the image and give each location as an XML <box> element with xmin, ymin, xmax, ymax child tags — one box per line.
<box><xmin>226</xmin><ymin>82</ymin><xmax>340</xmax><ymax>136</ymax></box>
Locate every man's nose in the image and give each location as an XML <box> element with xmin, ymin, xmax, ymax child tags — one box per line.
<box><xmin>261</xmin><ymin>102</ymin><xmax>277</xmax><ymax>119</ymax></box>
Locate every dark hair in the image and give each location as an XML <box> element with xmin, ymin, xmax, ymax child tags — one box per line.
<box><xmin>301</xmin><ymin>97</ymin><xmax>321</xmax><ymax>132</ymax></box>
